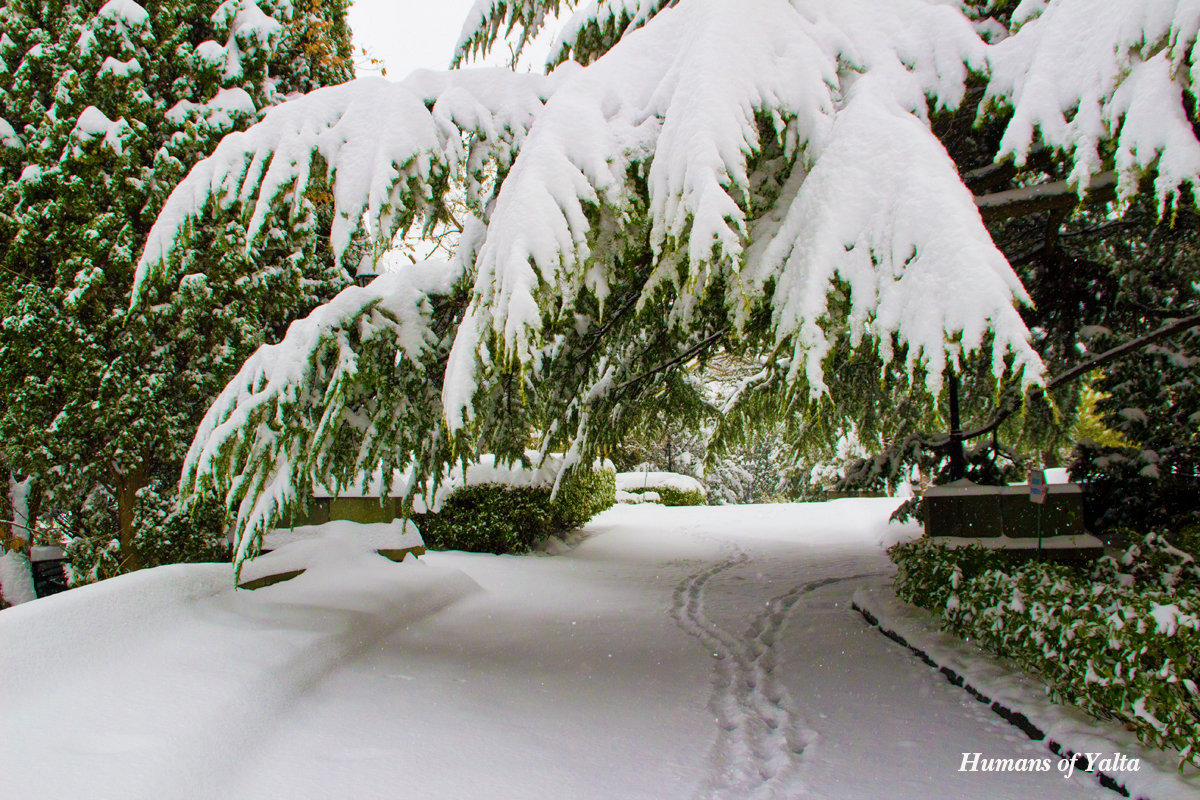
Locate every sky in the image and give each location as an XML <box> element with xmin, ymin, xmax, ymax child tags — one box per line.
<box><xmin>347</xmin><ymin>0</ymin><xmax>559</xmax><ymax>79</ymax></box>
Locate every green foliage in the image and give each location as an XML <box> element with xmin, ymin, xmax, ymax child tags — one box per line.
<box><xmin>131</xmin><ymin>484</ymin><xmax>228</xmax><ymax>568</ymax></box>
<box><xmin>0</xmin><ymin>0</ymin><xmax>356</xmax><ymax>574</ymax></box>
<box><xmin>547</xmin><ymin>463</ymin><xmax>617</xmax><ymax>529</ymax></box>
<box><xmin>415</xmin><ymin>466</ymin><xmax>615</xmax><ymax>554</ymax></box>
<box><xmin>890</xmin><ymin>537</ymin><xmax>1200</xmax><ymax>766</ymax></box>
<box><xmin>624</xmin><ymin>486</ymin><xmax>705</xmax><ymax>507</ymax></box>
<box><xmin>64</xmin><ymin>481</ymin><xmax>229</xmax><ymax>584</ymax></box>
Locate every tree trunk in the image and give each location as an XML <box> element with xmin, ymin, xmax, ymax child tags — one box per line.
<box><xmin>1</xmin><ymin>467</ymin><xmax>38</xmax><ymax>606</ymax></box>
<box><xmin>114</xmin><ymin>466</ymin><xmax>148</xmax><ymax>572</ymax></box>
<box><xmin>947</xmin><ymin>371</ymin><xmax>967</xmax><ymax>481</ymax></box>
<box><xmin>1</xmin><ymin>460</ymin><xmax>11</xmax><ymax>550</ymax></box>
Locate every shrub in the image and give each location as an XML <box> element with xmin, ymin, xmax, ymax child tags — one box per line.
<box><xmin>616</xmin><ymin>471</ymin><xmax>706</xmax><ymax>506</ymax></box>
<box><xmin>415</xmin><ymin>465</ymin><xmax>615</xmax><ymax>554</ymax></box>
<box><xmin>889</xmin><ymin>537</ymin><xmax>1200</xmax><ymax>767</ymax></box>
<box><xmin>647</xmin><ymin>486</ymin><xmax>705</xmax><ymax>506</ymax></box>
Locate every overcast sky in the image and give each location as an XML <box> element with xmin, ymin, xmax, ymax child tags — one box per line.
<box><xmin>347</xmin><ymin>0</ymin><xmax>558</xmax><ymax>79</ymax></box>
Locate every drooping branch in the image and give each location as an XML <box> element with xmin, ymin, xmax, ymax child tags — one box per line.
<box><xmin>612</xmin><ymin>328</ymin><xmax>728</xmax><ymax>397</ymax></box>
<box><xmin>1041</xmin><ymin>311</ymin><xmax>1200</xmax><ymax>394</ymax></box>
<box><xmin>975</xmin><ymin>172</ymin><xmax>1117</xmax><ymax>222</ymax></box>
<box><xmin>926</xmin><ymin>310</ymin><xmax>1200</xmax><ymax>449</ymax></box>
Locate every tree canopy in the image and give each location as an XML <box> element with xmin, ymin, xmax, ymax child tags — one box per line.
<box><xmin>128</xmin><ymin>0</ymin><xmax>1200</xmax><ymax>572</ymax></box>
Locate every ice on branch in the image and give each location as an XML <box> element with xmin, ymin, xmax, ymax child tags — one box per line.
<box><xmin>989</xmin><ymin>0</ymin><xmax>1200</xmax><ymax>207</ymax></box>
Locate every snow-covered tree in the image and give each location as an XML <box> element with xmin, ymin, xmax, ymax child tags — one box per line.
<box><xmin>130</xmin><ymin>0</ymin><xmax>1200</xmax><ymax>572</ymax></box>
<box><xmin>0</xmin><ymin>0</ymin><xmax>355</xmax><ymax>583</ymax></box>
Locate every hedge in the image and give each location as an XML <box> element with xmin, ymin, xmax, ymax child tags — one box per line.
<box><xmin>889</xmin><ymin>534</ymin><xmax>1200</xmax><ymax>767</ymax></box>
<box><xmin>616</xmin><ymin>471</ymin><xmax>706</xmax><ymax>506</ymax></box>
<box><xmin>623</xmin><ymin>486</ymin><xmax>705</xmax><ymax>506</ymax></box>
<box><xmin>414</xmin><ymin>464</ymin><xmax>615</xmax><ymax>554</ymax></box>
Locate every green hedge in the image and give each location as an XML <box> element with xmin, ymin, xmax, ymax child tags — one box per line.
<box><xmin>890</xmin><ymin>536</ymin><xmax>1200</xmax><ymax>766</ymax></box>
<box><xmin>415</xmin><ymin>465</ymin><xmax>616</xmax><ymax>554</ymax></box>
<box><xmin>623</xmin><ymin>486</ymin><xmax>706</xmax><ymax>506</ymax></box>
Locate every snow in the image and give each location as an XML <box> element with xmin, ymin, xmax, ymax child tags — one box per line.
<box><xmin>0</xmin><ymin>117</ymin><xmax>19</xmax><ymax>148</ymax></box>
<box><xmin>0</xmin><ymin>500</ymin><xmax>1153</xmax><ymax>799</ymax></box>
<box><xmin>98</xmin><ymin>56</ymin><xmax>141</xmax><ymax>78</ymax></box>
<box><xmin>616</xmin><ymin>488</ymin><xmax>660</xmax><ymax>503</ymax></box>
<box><xmin>166</xmin><ymin>88</ymin><xmax>256</xmax><ymax>130</ymax></box>
<box><xmin>96</xmin><ymin>0</ymin><xmax>149</xmax><ymax>29</ymax></box>
<box><xmin>242</xmin><ymin>519</ymin><xmax>424</xmax><ymax>585</ymax></box>
<box><xmin>1149</xmin><ymin>602</ymin><xmax>1199</xmax><ymax>636</ymax></box>
<box><xmin>260</xmin><ymin>519</ymin><xmax>423</xmax><ymax>551</ymax></box>
<box><xmin>0</xmin><ymin>551</ymin><xmax>36</xmax><ymax>605</ymax></box>
<box><xmin>212</xmin><ymin>0</ymin><xmax>285</xmax><ymax>80</ymax></box>
<box><xmin>1</xmin><ymin>476</ymin><xmax>36</xmax><ymax>605</ymax></box>
<box><xmin>930</xmin><ymin>533</ymin><xmax>1104</xmax><ymax>550</ymax></box>
<box><xmin>987</xmin><ymin>0</ymin><xmax>1200</xmax><ymax>209</ymax></box>
<box><xmin>71</xmin><ymin>106</ymin><xmax>131</xmax><ymax>155</ymax></box>
<box><xmin>194</xmin><ymin>39</ymin><xmax>226</xmax><ymax>66</ymax></box>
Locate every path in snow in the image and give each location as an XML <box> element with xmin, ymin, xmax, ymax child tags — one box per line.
<box><xmin>2</xmin><ymin>501</ymin><xmax>1114</xmax><ymax>800</ymax></box>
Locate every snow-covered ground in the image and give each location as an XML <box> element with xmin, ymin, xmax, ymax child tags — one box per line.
<box><xmin>0</xmin><ymin>501</ymin><xmax>1160</xmax><ymax>799</ymax></box>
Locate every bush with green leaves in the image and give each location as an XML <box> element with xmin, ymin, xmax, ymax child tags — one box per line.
<box><xmin>415</xmin><ymin>466</ymin><xmax>615</xmax><ymax>554</ymax></box>
<box><xmin>618</xmin><ymin>471</ymin><xmax>706</xmax><ymax>506</ymax></box>
<box><xmin>889</xmin><ymin>537</ymin><xmax>1200</xmax><ymax>767</ymax></box>
<box><xmin>654</xmin><ymin>487</ymin><xmax>706</xmax><ymax>506</ymax></box>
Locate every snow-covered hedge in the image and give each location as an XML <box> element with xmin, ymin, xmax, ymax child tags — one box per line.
<box><xmin>889</xmin><ymin>536</ymin><xmax>1200</xmax><ymax>766</ymax></box>
<box><xmin>615</xmin><ymin>471</ymin><xmax>706</xmax><ymax>506</ymax></box>
<box><xmin>414</xmin><ymin>462</ymin><xmax>615</xmax><ymax>554</ymax></box>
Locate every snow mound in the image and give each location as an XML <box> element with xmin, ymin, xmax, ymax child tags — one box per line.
<box><xmin>243</xmin><ymin>519</ymin><xmax>424</xmax><ymax>585</ymax></box>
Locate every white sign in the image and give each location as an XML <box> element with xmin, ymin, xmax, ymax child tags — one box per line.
<box><xmin>1029</xmin><ymin>468</ymin><xmax>1047</xmax><ymax>504</ymax></box>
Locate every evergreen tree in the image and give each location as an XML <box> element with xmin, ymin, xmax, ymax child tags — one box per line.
<box><xmin>0</xmin><ymin>0</ymin><xmax>355</xmax><ymax>584</ymax></box>
<box><xmin>127</xmin><ymin>0</ymin><xmax>1200</xmax><ymax>572</ymax></box>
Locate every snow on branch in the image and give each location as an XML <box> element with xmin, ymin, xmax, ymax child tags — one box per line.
<box><xmin>444</xmin><ymin>0</ymin><xmax>1003</xmax><ymax>425</ymax></box>
<box><xmin>183</xmin><ymin>261</ymin><xmax>462</xmax><ymax>574</ymax></box>
<box><xmin>746</xmin><ymin>73</ymin><xmax>1042</xmax><ymax>396</ymax></box>
<box><xmin>989</xmin><ymin>0</ymin><xmax>1200</xmax><ymax>209</ymax></box>
<box><xmin>132</xmin><ymin>69</ymin><xmax>551</xmax><ymax>300</ymax></box>
<box><xmin>453</xmin><ymin>0</ymin><xmax>568</xmax><ymax>67</ymax></box>
<box><xmin>165</xmin><ymin>0</ymin><xmax>1109</xmax><ymax>551</ymax></box>
<box><xmin>549</xmin><ymin>0</ymin><xmax>673</xmax><ymax>67</ymax></box>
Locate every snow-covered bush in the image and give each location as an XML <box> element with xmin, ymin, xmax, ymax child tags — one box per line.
<box><xmin>890</xmin><ymin>537</ymin><xmax>1200</xmax><ymax>766</ymax></box>
<box><xmin>890</xmin><ymin>538</ymin><xmax>1010</xmax><ymax>610</ymax></box>
<box><xmin>616</xmin><ymin>471</ymin><xmax>706</xmax><ymax>506</ymax></box>
<box><xmin>414</xmin><ymin>463</ymin><xmax>615</xmax><ymax>554</ymax></box>
<box><xmin>1091</xmin><ymin>530</ymin><xmax>1200</xmax><ymax>594</ymax></box>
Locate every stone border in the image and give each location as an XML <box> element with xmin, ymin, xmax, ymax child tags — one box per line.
<box><xmin>852</xmin><ymin>601</ymin><xmax>1142</xmax><ymax>799</ymax></box>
